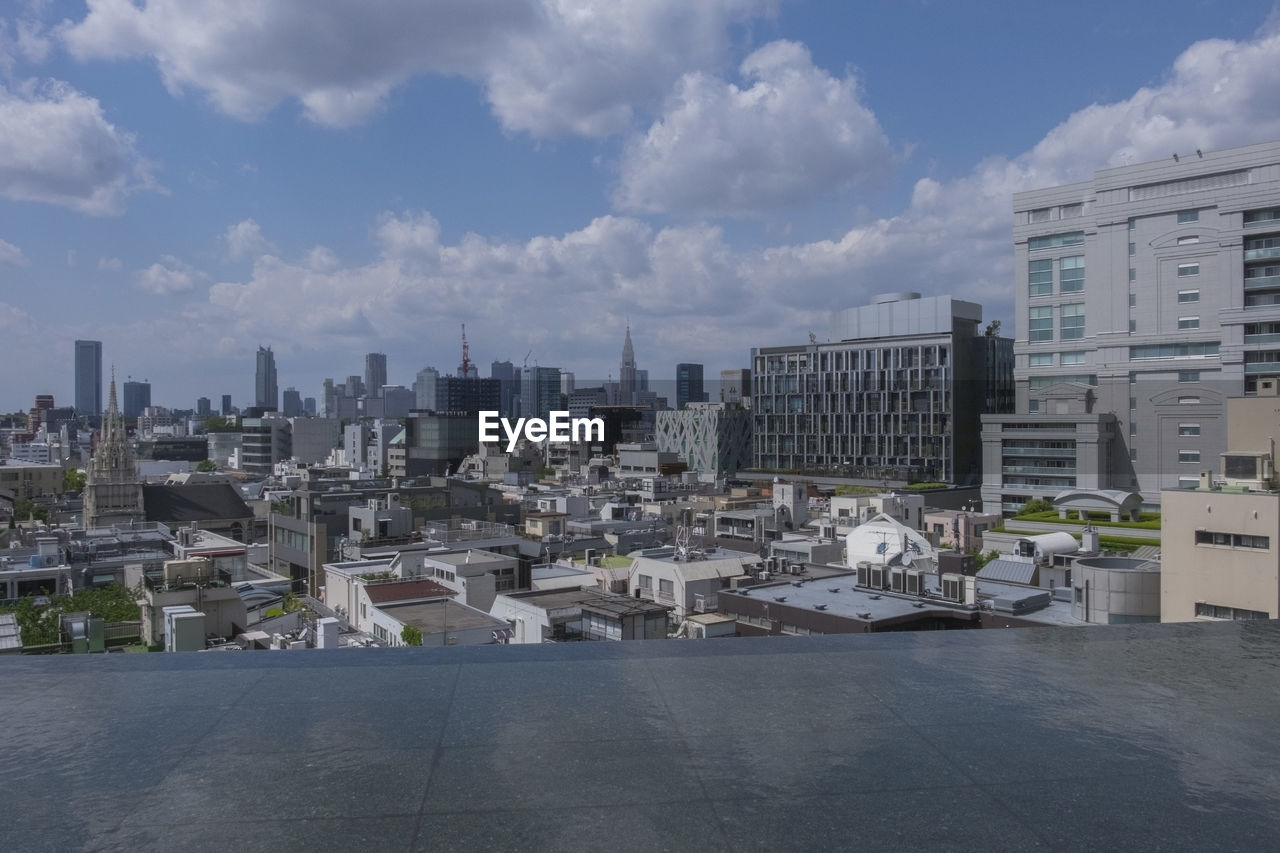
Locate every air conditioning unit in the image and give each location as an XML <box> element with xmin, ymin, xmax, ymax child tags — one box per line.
<box><xmin>941</xmin><ymin>572</ymin><xmax>963</xmax><ymax>602</ymax></box>
<box><xmin>855</xmin><ymin>562</ymin><xmax>871</xmax><ymax>588</ymax></box>
<box><xmin>905</xmin><ymin>569</ymin><xmax>924</xmax><ymax>596</ymax></box>
<box><xmin>869</xmin><ymin>565</ymin><xmax>888</xmax><ymax>590</ymax></box>
<box><xmin>890</xmin><ymin>567</ymin><xmax>907</xmax><ymax>593</ymax></box>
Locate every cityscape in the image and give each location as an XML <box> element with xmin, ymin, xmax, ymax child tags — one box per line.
<box><xmin>3</xmin><ymin>2</ymin><xmax>1280</xmax><ymax>850</ymax></box>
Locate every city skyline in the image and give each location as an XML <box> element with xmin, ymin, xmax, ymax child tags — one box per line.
<box><xmin>3</xmin><ymin>2</ymin><xmax>1280</xmax><ymax>410</ymax></box>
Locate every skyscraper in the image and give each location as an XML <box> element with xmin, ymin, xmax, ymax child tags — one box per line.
<box><xmin>122</xmin><ymin>380</ymin><xmax>151</xmax><ymax>418</ymax></box>
<box><xmin>365</xmin><ymin>353</ymin><xmax>387</xmax><ymax>398</ymax></box>
<box><xmin>74</xmin><ymin>340</ymin><xmax>102</xmax><ymax>418</ymax></box>
<box><xmin>256</xmin><ymin>346</ymin><xmax>278</xmax><ymax>410</ymax></box>
<box><xmin>221</xmin><ymin>394</ymin><xmax>232</xmax><ymax>416</ymax></box>
<box><xmin>282</xmin><ymin>387</ymin><xmax>302</xmax><ymax>417</ymax></box>
<box><xmin>619</xmin><ymin>324</ymin><xmax>637</xmax><ymax>405</ymax></box>
<box><xmin>676</xmin><ymin>363</ymin><xmax>705</xmax><ymax>410</ymax></box>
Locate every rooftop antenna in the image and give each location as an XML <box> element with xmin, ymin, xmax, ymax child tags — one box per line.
<box><xmin>460</xmin><ymin>324</ymin><xmax>471</xmax><ymax>376</ymax></box>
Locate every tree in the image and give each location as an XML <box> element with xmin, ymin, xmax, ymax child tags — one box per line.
<box><xmin>401</xmin><ymin>625</ymin><xmax>423</xmax><ymax>646</ymax></box>
<box><xmin>196</xmin><ymin>459</ymin><xmax>217</xmax><ymax>473</ymax></box>
<box><xmin>984</xmin><ymin>320</ymin><xmax>1002</xmax><ymax>337</ymax></box>
<box><xmin>1015</xmin><ymin>497</ymin><xmax>1054</xmax><ymax>516</ymax></box>
<box><xmin>62</xmin><ymin>469</ymin><xmax>87</xmax><ymax>493</ymax></box>
<box><xmin>12</xmin><ymin>498</ymin><xmax>48</xmax><ymax>523</ymax></box>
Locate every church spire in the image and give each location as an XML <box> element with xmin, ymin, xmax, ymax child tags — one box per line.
<box><xmin>84</xmin><ymin>365</ymin><xmax>144</xmax><ymax>528</ymax></box>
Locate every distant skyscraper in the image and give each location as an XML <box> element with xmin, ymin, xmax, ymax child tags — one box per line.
<box><xmin>122</xmin><ymin>380</ymin><xmax>151</xmax><ymax>418</ymax></box>
<box><xmin>676</xmin><ymin>363</ymin><xmax>705</xmax><ymax>410</ymax></box>
<box><xmin>561</xmin><ymin>372</ymin><xmax>576</xmax><ymax>396</ymax></box>
<box><xmin>619</xmin><ymin>324</ymin><xmax>637</xmax><ymax>405</ymax></box>
<box><xmin>74</xmin><ymin>340</ymin><xmax>102</xmax><ymax>418</ymax></box>
<box><xmin>414</xmin><ymin>367</ymin><xmax>439</xmax><ymax>411</ymax></box>
<box><xmin>520</xmin><ymin>366</ymin><xmax>562</xmax><ymax>422</ymax></box>
<box><xmin>365</xmin><ymin>353</ymin><xmax>387</xmax><ymax>398</ymax></box>
<box><xmin>303</xmin><ymin>396</ymin><xmax>317</xmax><ymax>417</ymax></box>
<box><xmin>196</xmin><ymin>397</ymin><xmax>212</xmax><ymax>417</ymax></box>
<box><xmin>282</xmin><ymin>387</ymin><xmax>302</xmax><ymax>417</ymax></box>
<box><xmin>490</xmin><ymin>360</ymin><xmax>516</xmax><ymax>418</ymax></box>
<box><xmin>346</xmin><ymin>375</ymin><xmax>365</xmax><ymax>398</ymax></box>
<box><xmin>720</xmin><ymin>369</ymin><xmax>751</xmax><ymax>404</ymax></box>
<box><xmin>255</xmin><ymin>346</ymin><xmax>278</xmax><ymax>410</ymax></box>
<box><xmin>221</xmin><ymin>394</ymin><xmax>232</xmax><ymax>416</ymax></box>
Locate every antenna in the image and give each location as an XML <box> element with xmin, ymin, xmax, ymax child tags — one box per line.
<box><xmin>460</xmin><ymin>324</ymin><xmax>471</xmax><ymax>376</ymax></box>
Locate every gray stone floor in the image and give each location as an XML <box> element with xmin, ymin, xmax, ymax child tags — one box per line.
<box><xmin>4</xmin><ymin>620</ymin><xmax>1279</xmax><ymax>851</ymax></box>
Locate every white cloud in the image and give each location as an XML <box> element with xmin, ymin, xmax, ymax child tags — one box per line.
<box><xmin>0</xmin><ymin>237</ymin><xmax>28</xmax><ymax>266</ymax></box>
<box><xmin>97</xmin><ymin>255</ymin><xmax>122</xmax><ymax>270</ymax></box>
<box><xmin>60</xmin><ymin>0</ymin><xmax>773</xmax><ymax>135</ymax></box>
<box><xmin>136</xmin><ymin>254</ymin><xmax>199</xmax><ymax>295</ymax></box>
<box><xmin>615</xmin><ymin>41</ymin><xmax>893</xmax><ymax>215</ymax></box>
<box><xmin>0</xmin><ymin>78</ymin><xmax>153</xmax><ymax>214</ymax></box>
<box><xmin>223</xmin><ymin>218</ymin><xmax>275</xmax><ymax>260</ymax></box>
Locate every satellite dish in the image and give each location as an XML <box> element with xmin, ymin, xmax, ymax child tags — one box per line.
<box><xmin>902</xmin><ymin>552</ymin><xmax>913</xmax><ymax>567</ymax></box>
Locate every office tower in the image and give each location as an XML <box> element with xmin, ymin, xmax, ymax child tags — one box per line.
<box><xmin>619</xmin><ymin>324</ymin><xmax>637</xmax><ymax>405</ymax></box>
<box><xmin>196</xmin><ymin>397</ymin><xmax>212</xmax><ymax>417</ymax></box>
<box><xmin>221</xmin><ymin>394</ymin><xmax>232</xmax><ymax>416</ymax></box>
<box><xmin>676</xmin><ymin>363</ymin><xmax>705</xmax><ymax>410</ymax></box>
<box><xmin>303</xmin><ymin>397</ymin><xmax>317</xmax><ymax>417</ymax></box>
<box><xmin>520</xmin><ymin>366</ymin><xmax>562</xmax><ymax>422</ymax></box>
<box><xmin>346</xmin><ymin>375</ymin><xmax>365</xmax><ymax>399</ymax></box>
<box><xmin>365</xmin><ymin>353</ymin><xmax>387</xmax><ymax>398</ymax></box>
<box><xmin>255</xmin><ymin>346</ymin><xmax>278</xmax><ymax>410</ymax></box>
<box><xmin>282</xmin><ymin>387</ymin><xmax>302</xmax><ymax>417</ymax></box>
<box><xmin>490</xmin><ymin>360</ymin><xmax>516</xmax><ymax>418</ymax></box>
<box><xmin>754</xmin><ymin>293</ymin><xmax>1002</xmax><ymax>484</ymax></box>
<box><xmin>122</xmin><ymin>380</ymin><xmax>151</xmax><ymax>418</ymax></box>
<box><xmin>414</xmin><ymin>367</ymin><xmax>439</xmax><ymax>411</ymax></box>
<box><xmin>561</xmin><ymin>372</ymin><xmax>575</xmax><ymax>397</ymax></box>
<box><xmin>435</xmin><ymin>376</ymin><xmax>500</xmax><ymax>414</ymax></box>
<box><xmin>74</xmin><ymin>340</ymin><xmax>103</xmax><ymax>418</ymax></box>
<box><xmin>981</xmin><ymin>139</ymin><xmax>1280</xmax><ymax>511</ymax></box>
<box><xmin>656</xmin><ymin>403</ymin><xmax>753</xmax><ymax>478</ymax></box>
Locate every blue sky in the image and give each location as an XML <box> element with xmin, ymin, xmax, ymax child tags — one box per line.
<box><xmin>3</xmin><ymin>0</ymin><xmax>1280</xmax><ymax>412</ymax></box>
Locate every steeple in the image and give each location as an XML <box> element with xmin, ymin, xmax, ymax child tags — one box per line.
<box><xmin>619</xmin><ymin>322</ymin><xmax>637</xmax><ymax>405</ymax></box>
<box><xmin>84</xmin><ymin>367</ymin><xmax>144</xmax><ymax>529</ymax></box>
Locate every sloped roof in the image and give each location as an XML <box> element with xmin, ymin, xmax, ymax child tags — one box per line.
<box><xmin>976</xmin><ymin>559</ymin><xmax>1038</xmax><ymax>585</ymax></box>
<box><xmin>142</xmin><ymin>483</ymin><xmax>252</xmax><ymax>523</ymax></box>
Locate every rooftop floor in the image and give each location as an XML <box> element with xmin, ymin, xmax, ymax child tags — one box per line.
<box><xmin>3</xmin><ymin>620</ymin><xmax>1279</xmax><ymax>851</ymax></box>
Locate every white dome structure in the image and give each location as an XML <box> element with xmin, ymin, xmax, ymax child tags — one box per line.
<box><xmin>845</xmin><ymin>513</ymin><xmax>934</xmax><ymax>568</ymax></box>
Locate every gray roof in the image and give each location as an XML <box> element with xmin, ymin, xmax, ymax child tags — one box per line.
<box><xmin>977</xmin><ymin>558</ymin><xmax>1038</xmax><ymax>585</ymax></box>
<box><xmin>4</xmin><ymin>621</ymin><xmax>1280</xmax><ymax>849</ymax></box>
<box><xmin>142</xmin><ymin>483</ymin><xmax>252</xmax><ymax>523</ymax></box>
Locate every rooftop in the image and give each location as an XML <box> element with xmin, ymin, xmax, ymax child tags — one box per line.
<box><xmin>377</xmin><ymin>598</ymin><xmax>507</xmax><ymax>635</ymax></box>
<box><xmin>5</xmin><ymin>621</ymin><xmax>1276</xmax><ymax>849</ymax></box>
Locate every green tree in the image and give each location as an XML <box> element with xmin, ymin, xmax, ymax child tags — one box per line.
<box><xmin>984</xmin><ymin>319</ymin><xmax>1002</xmax><ymax>337</ymax></box>
<box><xmin>62</xmin><ymin>469</ymin><xmax>87</xmax><ymax>493</ymax></box>
<box><xmin>1015</xmin><ymin>497</ymin><xmax>1054</xmax><ymax>517</ymax></box>
<box><xmin>12</xmin><ymin>498</ymin><xmax>48</xmax><ymax>523</ymax></box>
<box><xmin>401</xmin><ymin>625</ymin><xmax>423</xmax><ymax>646</ymax></box>
<box><xmin>196</xmin><ymin>459</ymin><xmax>217</xmax><ymax>473</ymax></box>
<box><xmin>202</xmin><ymin>416</ymin><xmax>237</xmax><ymax>433</ymax></box>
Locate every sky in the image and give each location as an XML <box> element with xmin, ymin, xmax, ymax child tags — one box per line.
<box><xmin>3</xmin><ymin>0</ymin><xmax>1280</xmax><ymax>412</ymax></box>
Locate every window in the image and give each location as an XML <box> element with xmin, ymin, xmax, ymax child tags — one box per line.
<box><xmin>1177</xmin><ymin>209</ymin><xmax>1199</xmax><ymax>224</ymax></box>
<box><xmin>1243</xmin><ymin>208</ymin><xmax>1280</xmax><ymax>227</ymax></box>
<box><xmin>1129</xmin><ymin>341</ymin><xmax>1219</xmax><ymax>360</ymax></box>
<box><xmin>1178</xmin><ymin>289</ymin><xmax>1200</xmax><ymax>303</ymax></box>
<box><xmin>1129</xmin><ymin>396</ymin><xmax>1137</xmax><ymax>409</ymax></box>
<box><xmin>1194</xmin><ymin>531</ymin><xmax>1270</xmax><ymax>550</ymax></box>
<box><xmin>1178</xmin><ymin>477</ymin><xmax>1200</xmax><ymax>488</ymax></box>
<box><xmin>1195</xmin><ymin>603</ymin><xmax>1270</xmax><ymax>620</ymax></box>
<box><xmin>1029</xmin><ymin>259</ymin><xmax>1053</xmax><ymax>297</ymax></box>
<box><xmin>1177</xmin><ymin>235</ymin><xmax>1199</xmax><ymax>245</ymax></box>
<box><xmin>1029</xmin><ymin>306</ymin><xmax>1053</xmax><ymax>342</ymax></box>
<box><xmin>1178</xmin><ymin>317</ymin><xmax>1200</xmax><ymax>330</ymax></box>
<box><xmin>1179</xmin><ymin>450</ymin><xmax>1201</xmax><ymax>463</ymax></box>
<box><xmin>1178</xmin><ymin>371</ymin><xmax>1200</xmax><ymax>383</ymax></box>
<box><xmin>1130</xmin><ymin>448</ymin><xmax>1138</xmax><ymax>461</ymax></box>
<box><xmin>1029</xmin><ymin>353</ymin><xmax>1053</xmax><ymax>367</ymax></box>
<box><xmin>1130</xmin><ymin>319</ymin><xmax>1137</xmax><ymax>332</ymax></box>
<box><xmin>1060</xmin><ymin>203</ymin><xmax>1082</xmax><ymax>218</ymax></box>
<box><xmin>658</xmin><ymin>579</ymin><xmax>674</xmax><ymax>596</ymax></box>
<box><xmin>1060</xmin><ymin>303</ymin><xmax>1085</xmax><ymax>340</ymax></box>
<box><xmin>1129</xmin><ymin>267</ymin><xmax>1136</xmax><ymax>282</ymax></box>
<box><xmin>638</xmin><ymin>574</ymin><xmax>652</xmax><ymax>590</ymax></box>
<box><xmin>1178</xmin><ymin>262</ymin><xmax>1200</xmax><ymax>277</ymax></box>
<box><xmin>1029</xmin><ymin>207</ymin><xmax>1052</xmax><ymax>223</ymax></box>
<box><xmin>1129</xmin><ymin>242</ymin><xmax>1136</xmax><ymax>256</ymax></box>
<box><xmin>1059</xmin><ymin>255</ymin><xmax>1084</xmax><ymax>292</ymax></box>
<box><xmin>1178</xmin><ymin>424</ymin><xmax>1201</xmax><ymax>436</ymax></box>
<box><xmin>1029</xmin><ymin>231</ymin><xmax>1084</xmax><ymax>250</ymax></box>
<box><xmin>1129</xmin><ymin>294</ymin><xmax>1136</xmax><ymax>308</ymax></box>
<box><xmin>1128</xmin><ymin>217</ymin><xmax>1136</xmax><ymax>230</ymax></box>
<box><xmin>1060</xmin><ymin>351</ymin><xmax>1086</xmax><ymax>365</ymax></box>
<box><xmin>1129</xmin><ymin>421</ymin><xmax>1137</xmax><ymax>436</ymax></box>
<box><xmin>1179</xmin><ymin>396</ymin><xmax>1201</xmax><ymax>404</ymax></box>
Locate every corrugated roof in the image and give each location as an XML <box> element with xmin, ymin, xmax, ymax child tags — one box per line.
<box><xmin>976</xmin><ymin>559</ymin><xmax>1037</xmax><ymax>585</ymax></box>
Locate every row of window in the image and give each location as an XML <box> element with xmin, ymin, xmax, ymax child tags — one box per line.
<box><xmin>1194</xmin><ymin>530</ymin><xmax>1271</xmax><ymax>550</ymax></box>
<box><xmin>1029</xmin><ymin>256</ymin><xmax>1084</xmax><ymax>297</ymax></box>
<box><xmin>1194</xmin><ymin>603</ymin><xmax>1270</xmax><ymax>620</ymax></box>
<box><xmin>1028</xmin><ymin>304</ymin><xmax>1084</xmax><ymax>342</ymax></box>
<box><xmin>1129</xmin><ymin>342</ymin><xmax>1219</xmax><ymax>360</ymax></box>
<box><xmin>1027</xmin><ymin>203</ymin><xmax>1084</xmax><ymax>224</ymax></box>
<box><xmin>1028</xmin><ymin>352</ymin><xmax>1086</xmax><ymax>367</ymax></box>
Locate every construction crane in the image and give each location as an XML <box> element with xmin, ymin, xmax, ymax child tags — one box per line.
<box><xmin>522</xmin><ymin>349</ymin><xmax>533</xmax><ymax>368</ymax></box>
<box><xmin>459</xmin><ymin>324</ymin><xmax>471</xmax><ymax>376</ymax></box>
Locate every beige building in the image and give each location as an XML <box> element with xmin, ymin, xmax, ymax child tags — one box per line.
<box><xmin>1160</xmin><ymin>487</ymin><xmax>1278</xmax><ymax>622</ymax></box>
<box><xmin>0</xmin><ymin>461</ymin><xmax>64</xmax><ymax>501</ymax></box>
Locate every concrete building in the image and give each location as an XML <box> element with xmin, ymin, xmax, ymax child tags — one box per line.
<box><xmin>435</xmin><ymin>376</ymin><xmax>500</xmax><ymax>415</ymax></box>
<box><xmin>0</xmin><ymin>461</ymin><xmax>63</xmax><ymax>500</ymax></box>
<box><xmin>288</xmin><ymin>417</ymin><xmax>341</xmax><ymax>464</ymax></box>
<box><xmin>753</xmin><ymin>293</ymin><xmax>1007</xmax><ymax>484</ymax></box>
<box><xmin>985</xmin><ymin>140</ymin><xmax>1280</xmax><ymax>511</ymax></box>
<box><xmin>519</xmin><ymin>366</ymin><xmax>562</xmax><ymax>422</ymax></box>
<box><xmin>655</xmin><ymin>403</ymin><xmax>752</xmax><ymax>479</ymax></box>
<box><xmin>240</xmin><ymin>411</ymin><xmax>290</xmax><ymax>476</ymax></box>
<box><xmin>628</xmin><ymin>546</ymin><xmax>761</xmax><ymax>621</ymax></box>
<box><xmin>720</xmin><ymin>368</ymin><xmax>750</xmax><ymax>405</ymax></box>
<box><xmin>489</xmin><ymin>360</ymin><xmax>517</xmax><ymax>418</ymax></box>
<box><xmin>254</xmin><ymin>346</ymin><xmax>278</xmax><ymax>411</ymax></box>
<box><xmin>282</xmin><ymin>387</ymin><xmax>302</xmax><ymax>417</ymax></box>
<box><xmin>74</xmin><ymin>339</ymin><xmax>102</xmax><ymax>418</ymax></box>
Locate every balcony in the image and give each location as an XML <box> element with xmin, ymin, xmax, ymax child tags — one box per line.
<box><xmin>1244</xmin><ymin>333</ymin><xmax>1280</xmax><ymax>345</ymax></box>
<box><xmin>1244</xmin><ymin>274</ymin><xmax>1280</xmax><ymax>291</ymax></box>
<box><xmin>999</xmin><ymin>446</ymin><xmax>1076</xmax><ymax>457</ymax></box>
<box><xmin>1244</xmin><ymin>361</ymin><xmax>1280</xmax><ymax>375</ymax></box>
<box><xmin>1001</xmin><ymin>465</ymin><xmax>1078</xmax><ymax>476</ymax></box>
<box><xmin>1244</xmin><ymin>246</ymin><xmax>1280</xmax><ymax>262</ymax></box>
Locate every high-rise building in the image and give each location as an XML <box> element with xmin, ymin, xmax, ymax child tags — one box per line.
<box><xmin>490</xmin><ymin>361</ymin><xmax>517</xmax><ymax>418</ymax></box>
<box><xmin>435</xmin><ymin>376</ymin><xmax>501</xmax><ymax>414</ymax></box>
<box><xmin>720</xmin><ymin>368</ymin><xmax>751</xmax><ymax>405</ymax></box>
<box><xmin>981</xmin><ymin>140</ymin><xmax>1280</xmax><ymax>512</ymax></box>
<box><xmin>754</xmin><ymin>294</ymin><xmax>1006</xmax><ymax>484</ymax></box>
<box><xmin>656</xmin><ymin>403</ymin><xmax>753</xmax><ymax>479</ymax></box>
<box><xmin>122</xmin><ymin>380</ymin><xmax>151</xmax><ymax>418</ymax></box>
<box><xmin>675</xmin><ymin>363</ymin><xmax>705</xmax><ymax>410</ymax></box>
<box><xmin>196</xmin><ymin>397</ymin><xmax>212</xmax><ymax>417</ymax></box>
<box><xmin>365</xmin><ymin>353</ymin><xmax>387</xmax><ymax>398</ymax></box>
<box><xmin>414</xmin><ymin>367</ymin><xmax>439</xmax><ymax>411</ymax></box>
<box><xmin>282</xmin><ymin>387</ymin><xmax>302</xmax><ymax>417</ymax></box>
<box><xmin>255</xmin><ymin>346</ymin><xmax>278</xmax><ymax>411</ymax></box>
<box><xmin>619</xmin><ymin>324</ymin><xmax>637</xmax><ymax>405</ymax></box>
<box><xmin>520</xmin><ymin>366</ymin><xmax>562</xmax><ymax>422</ymax></box>
<box><xmin>303</xmin><ymin>397</ymin><xmax>317</xmax><ymax>417</ymax></box>
<box><xmin>74</xmin><ymin>340</ymin><xmax>103</xmax><ymax>418</ymax></box>
<box><xmin>221</xmin><ymin>394</ymin><xmax>232</xmax><ymax>416</ymax></box>
<box><xmin>84</xmin><ymin>372</ymin><xmax>144</xmax><ymax>528</ymax></box>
